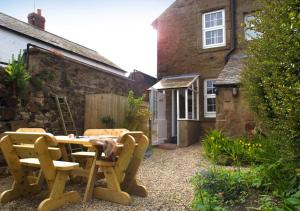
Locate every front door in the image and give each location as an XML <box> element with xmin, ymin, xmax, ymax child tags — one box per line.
<box><xmin>150</xmin><ymin>89</ymin><xmax>167</xmax><ymax>145</ymax></box>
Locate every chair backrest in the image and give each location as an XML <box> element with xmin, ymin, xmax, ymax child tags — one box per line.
<box><xmin>16</xmin><ymin>128</ymin><xmax>46</xmax><ymax>133</ymax></box>
<box><xmin>84</xmin><ymin>128</ymin><xmax>129</xmax><ymax>137</ymax></box>
<box><xmin>0</xmin><ymin>132</ymin><xmax>61</xmax><ymax>160</ymax></box>
<box><xmin>0</xmin><ymin>132</ymin><xmax>61</xmax><ymax>183</ymax></box>
<box><xmin>113</xmin><ymin>133</ymin><xmax>135</xmax><ymax>184</ymax></box>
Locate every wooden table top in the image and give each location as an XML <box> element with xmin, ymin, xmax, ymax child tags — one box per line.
<box><xmin>55</xmin><ymin>135</ymin><xmax>121</xmax><ymax>148</ymax></box>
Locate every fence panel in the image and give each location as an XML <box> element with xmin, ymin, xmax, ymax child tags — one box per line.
<box><xmin>84</xmin><ymin>94</ymin><xmax>128</xmax><ymax>129</ymax></box>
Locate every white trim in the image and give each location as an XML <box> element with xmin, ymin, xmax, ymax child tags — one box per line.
<box><xmin>204</xmin><ymin>79</ymin><xmax>217</xmax><ymax>118</ymax></box>
<box><xmin>202</xmin><ymin>9</ymin><xmax>226</xmax><ymax>49</ymax></box>
<box><xmin>197</xmin><ymin>79</ymin><xmax>200</xmax><ymax>120</ymax></box>
<box><xmin>171</xmin><ymin>90</ymin><xmax>176</xmax><ymax>137</ymax></box>
<box><xmin>185</xmin><ymin>89</ymin><xmax>188</xmax><ymax>120</ymax></box>
<box><xmin>176</xmin><ymin>89</ymin><xmax>180</xmax><ymax>120</ymax></box>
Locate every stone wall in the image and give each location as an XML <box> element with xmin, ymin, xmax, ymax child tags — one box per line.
<box><xmin>216</xmin><ymin>86</ymin><xmax>255</xmax><ymax>136</ymax></box>
<box><xmin>0</xmin><ymin>48</ymin><xmax>135</xmax><ymax>135</ymax></box>
<box><xmin>178</xmin><ymin>120</ymin><xmax>201</xmax><ymax>147</ymax></box>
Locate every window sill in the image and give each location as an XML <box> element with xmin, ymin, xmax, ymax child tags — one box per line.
<box><xmin>198</xmin><ymin>45</ymin><xmax>230</xmax><ymax>54</ymax></box>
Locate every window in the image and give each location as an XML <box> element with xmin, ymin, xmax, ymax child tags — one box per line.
<box><xmin>202</xmin><ymin>10</ymin><xmax>225</xmax><ymax>49</ymax></box>
<box><xmin>244</xmin><ymin>14</ymin><xmax>260</xmax><ymax>40</ymax></box>
<box><xmin>177</xmin><ymin>78</ymin><xmax>199</xmax><ymax>120</ymax></box>
<box><xmin>204</xmin><ymin>79</ymin><xmax>216</xmax><ymax>117</ymax></box>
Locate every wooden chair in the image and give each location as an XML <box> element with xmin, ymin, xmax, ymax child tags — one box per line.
<box><xmin>0</xmin><ymin>132</ymin><xmax>80</xmax><ymax>211</ymax></box>
<box><xmin>83</xmin><ymin>132</ymin><xmax>136</xmax><ymax>205</ymax></box>
<box><xmin>121</xmin><ymin>131</ymin><xmax>149</xmax><ymax>197</ymax></box>
<box><xmin>71</xmin><ymin>129</ymin><xmax>129</xmax><ymax>174</ymax></box>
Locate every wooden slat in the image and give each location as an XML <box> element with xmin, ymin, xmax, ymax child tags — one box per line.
<box><xmin>2</xmin><ymin>132</ymin><xmax>57</xmax><ymax>146</ymax></box>
<box><xmin>84</xmin><ymin>94</ymin><xmax>129</xmax><ymax>129</ymax></box>
<box><xmin>14</xmin><ymin>145</ymin><xmax>62</xmax><ymax>160</ymax></box>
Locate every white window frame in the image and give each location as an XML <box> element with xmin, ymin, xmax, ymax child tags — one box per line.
<box><xmin>202</xmin><ymin>9</ymin><xmax>226</xmax><ymax>49</ymax></box>
<box><xmin>177</xmin><ymin>77</ymin><xmax>199</xmax><ymax>121</ymax></box>
<box><xmin>204</xmin><ymin>79</ymin><xmax>217</xmax><ymax>118</ymax></box>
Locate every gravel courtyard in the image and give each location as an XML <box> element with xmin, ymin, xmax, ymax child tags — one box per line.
<box><xmin>0</xmin><ymin>142</ymin><xmax>209</xmax><ymax>211</ymax></box>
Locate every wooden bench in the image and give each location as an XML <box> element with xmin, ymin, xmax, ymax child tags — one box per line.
<box><xmin>0</xmin><ymin>132</ymin><xmax>80</xmax><ymax>211</ymax></box>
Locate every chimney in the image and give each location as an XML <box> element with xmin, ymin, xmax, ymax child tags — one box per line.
<box><xmin>28</xmin><ymin>9</ymin><xmax>45</xmax><ymax>30</ymax></box>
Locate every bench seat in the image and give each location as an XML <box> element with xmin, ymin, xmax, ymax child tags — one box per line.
<box><xmin>20</xmin><ymin>158</ymin><xmax>79</xmax><ymax>171</ymax></box>
<box><xmin>72</xmin><ymin>151</ymin><xmax>96</xmax><ymax>157</ymax></box>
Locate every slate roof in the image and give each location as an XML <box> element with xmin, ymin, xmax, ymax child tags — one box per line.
<box><xmin>0</xmin><ymin>12</ymin><xmax>125</xmax><ymax>73</ymax></box>
<box><xmin>215</xmin><ymin>54</ymin><xmax>247</xmax><ymax>86</ymax></box>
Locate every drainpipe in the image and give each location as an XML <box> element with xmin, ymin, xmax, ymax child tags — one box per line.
<box><xmin>225</xmin><ymin>0</ymin><xmax>236</xmax><ymax>63</ymax></box>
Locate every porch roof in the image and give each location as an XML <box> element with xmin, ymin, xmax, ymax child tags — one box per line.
<box><xmin>149</xmin><ymin>74</ymin><xmax>199</xmax><ymax>90</ymax></box>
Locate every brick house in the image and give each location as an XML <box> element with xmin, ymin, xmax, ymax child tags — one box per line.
<box><xmin>0</xmin><ymin>10</ymin><xmax>155</xmax><ymax>134</ymax></box>
<box><xmin>149</xmin><ymin>0</ymin><xmax>256</xmax><ymax>146</ymax></box>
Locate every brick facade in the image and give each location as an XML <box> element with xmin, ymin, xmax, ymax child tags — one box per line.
<box><xmin>153</xmin><ymin>0</ymin><xmax>256</xmax><ymax>142</ymax></box>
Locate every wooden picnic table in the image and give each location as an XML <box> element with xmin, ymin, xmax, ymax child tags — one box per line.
<box><xmin>55</xmin><ymin>133</ymin><xmax>149</xmax><ymax>205</ymax></box>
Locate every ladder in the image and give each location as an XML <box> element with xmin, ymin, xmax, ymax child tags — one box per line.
<box><xmin>54</xmin><ymin>95</ymin><xmax>82</xmax><ymax>154</ymax></box>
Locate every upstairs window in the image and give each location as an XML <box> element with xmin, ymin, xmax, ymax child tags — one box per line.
<box><xmin>204</xmin><ymin>79</ymin><xmax>217</xmax><ymax>118</ymax></box>
<box><xmin>244</xmin><ymin>14</ymin><xmax>260</xmax><ymax>40</ymax></box>
<box><xmin>202</xmin><ymin>10</ymin><xmax>226</xmax><ymax>49</ymax></box>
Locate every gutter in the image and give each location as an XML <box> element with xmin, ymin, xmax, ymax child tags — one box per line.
<box><xmin>225</xmin><ymin>0</ymin><xmax>236</xmax><ymax>63</ymax></box>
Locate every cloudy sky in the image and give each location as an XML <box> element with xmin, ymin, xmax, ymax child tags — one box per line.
<box><xmin>0</xmin><ymin>0</ymin><xmax>174</xmax><ymax>77</ymax></box>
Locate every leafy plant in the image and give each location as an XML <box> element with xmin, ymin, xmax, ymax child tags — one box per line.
<box><xmin>123</xmin><ymin>90</ymin><xmax>150</xmax><ymax>134</ymax></box>
<box><xmin>4</xmin><ymin>51</ymin><xmax>30</xmax><ymax>95</ymax></box>
<box><xmin>202</xmin><ymin>130</ymin><xmax>263</xmax><ymax>166</ymax></box>
<box><xmin>191</xmin><ymin>168</ymin><xmax>263</xmax><ymax>210</ymax></box>
<box><xmin>241</xmin><ymin>0</ymin><xmax>300</xmax><ymax>141</ymax></box>
<box><xmin>101</xmin><ymin>115</ymin><xmax>115</xmax><ymax>128</ymax></box>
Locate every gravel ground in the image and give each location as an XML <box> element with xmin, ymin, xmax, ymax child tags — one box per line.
<box><xmin>0</xmin><ymin>142</ymin><xmax>210</xmax><ymax>211</ymax></box>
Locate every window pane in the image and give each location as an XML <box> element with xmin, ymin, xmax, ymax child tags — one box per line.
<box><xmin>205</xmin><ymin>11</ymin><xmax>223</xmax><ymax>29</ymax></box>
<box><xmin>179</xmin><ymin>89</ymin><xmax>186</xmax><ymax>118</ymax></box>
<box><xmin>206</xmin><ymin>80</ymin><xmax>216</xmax><ymax>94</ymax></box>
<box><xmin>244</xmin><ymin>15</ymin><xmax>261</xmax><ymax>40</ymax></box>
<box><xmin>207</xmin><ymin>98</ymin><xmax>216</xmax><ymax>112</ymax></box>
<box><xmin>188</xmin><ymin>89</ymin><xmax>193</xmax><ymax>119</ymax></box>
<box><xmin>194</xmin><ymin>92</ymin><xmax>198</xmax><ymax>119</ymax></box>
<box><xmin>205</xmin><ymin>29</ymin><xmax>223</xmax><ymax>45</ymax></box>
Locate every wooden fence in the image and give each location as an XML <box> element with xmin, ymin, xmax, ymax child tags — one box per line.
<box><xmin>84</xmin><ymin>94</ymin><xmax>129</xmax><ymax>130</ymax></box>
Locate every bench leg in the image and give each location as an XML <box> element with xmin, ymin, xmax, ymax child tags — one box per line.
<box><xmin>0</xmin><ymin>182</ymin><xmax>41</xmax><ymax>204</ymax></box>
<box><xmin>38</xmin><ymin>171</ymin><xmax>80</xmax><ymax>211</ymax></box>
<box><xmin>93</xmin><ymin>166</ymin><xmax>132</xmax><ymax>205</ymax></box>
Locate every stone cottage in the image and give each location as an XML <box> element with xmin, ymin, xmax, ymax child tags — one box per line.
<box><xmin>0</xmin><ymin>10</ymin><xmax>154</xmax><ymax>134</ymax></box>
<box><xmin>149</xmin><ymin>0</ymin><xmax>256</xmax><ymax>146</ymax></box>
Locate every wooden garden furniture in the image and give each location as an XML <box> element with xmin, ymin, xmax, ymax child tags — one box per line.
<box><xmin>120</xmin><ymin>131</ymin><xmax>149</xmax><ymax>197</ymax></box>
<box><xmin>0</xmin><ymin>132</ymin><xmax>80</xmax><ymax>211</ymax></box>
<box><xmin>83</xmin><ymin>132</ymin><xmax>136</xmax><ymax>205</ymax></box>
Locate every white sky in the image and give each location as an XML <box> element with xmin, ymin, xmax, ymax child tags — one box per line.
<box><xmin>0</xmin><ymin>0</ymin><xmax>175</xmax><ymax>77</ymax></box>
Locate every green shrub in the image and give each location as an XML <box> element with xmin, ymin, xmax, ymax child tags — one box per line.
<box><xmin>101</xmin><ymin>115</ymin><xmax>115</xmax><ymax>128</ymax></box>
<box><xmin>203</xmin><ymin>130</ymin><xmax>263</xmax><ymax>166</ymax></box>
<box><xmin>191</xmin><ymin>168</ymin><xmax>263</xmax><ymax>210</ymax></box>
<box><xmin>241</xmin><ymin>0</ymin><xmax>300</xmax><ymax>141</ymax></box>
<box><xmin>123</xmin><ymin>91</ymin><xmax>150</xmax><ymax>135</ymax></box>
<box><xmin>4</xmin><ymin>51</ymin><xmax>30</xmax><ymax>95</ymax></box>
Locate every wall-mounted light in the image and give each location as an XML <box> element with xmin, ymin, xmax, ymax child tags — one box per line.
<box><xmin>214</xmin><ymin>87</ymin><xmax>218</xmax><ymax>95</ymax></box>
<box><xmin>232</xmin><ymin>87</ymin><xmax>239</xmax><ymax>96</ymax></box>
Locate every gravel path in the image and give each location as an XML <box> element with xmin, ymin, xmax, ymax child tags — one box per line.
<box><xmin>0</xmin><ymin>142</ymin><xmax>209</xmax><ymax>211</ymax></box>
